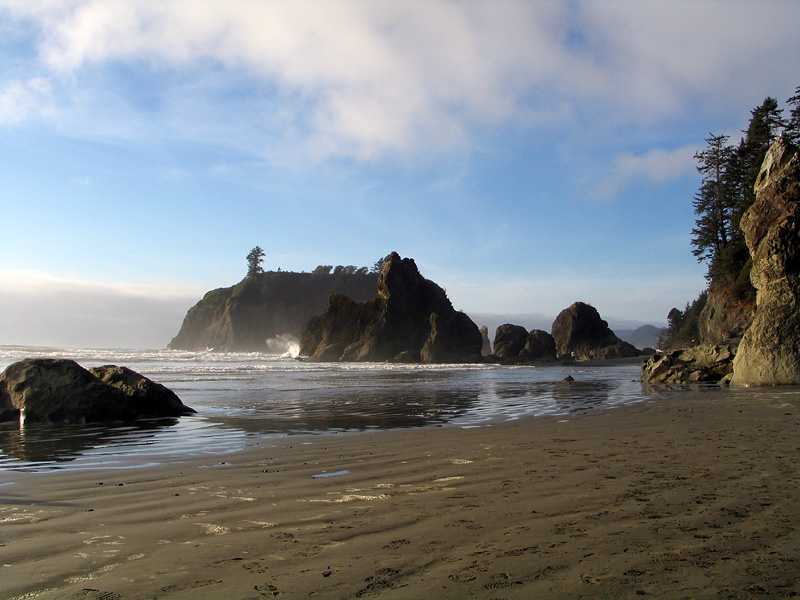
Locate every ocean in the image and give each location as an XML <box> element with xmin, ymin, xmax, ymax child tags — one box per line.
<box><xmin>0</xmin><ymin>345</ymin><xmax>685</xmax><ymax>473</ymax></box>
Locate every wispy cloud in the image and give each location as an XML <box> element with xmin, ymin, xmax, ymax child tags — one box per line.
<box><xmin>0</xmin><ymin>77</ymin><xmax>52</xmax><ymax>124</ymax></box>
<box><xmin>5</xmin><ymin>1</ymin><xmax>798</xmax><ymax>163</ymax></box>
<box><xmin>593</xmin><ymin>144</ymin><xmax>700</xmax><ymax>200</ymax></box>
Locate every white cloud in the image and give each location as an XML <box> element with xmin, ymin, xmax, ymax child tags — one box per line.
<box><xmin>2</xmin><ymin>0</ymin><xmax>799</xmax><ymax>162</ymax></box>
<box><xmin>0</xmin><ymin>270</ymin><xmax>206</xmax><ymax>348</ymax></box>
<box><xmin>594</xmin><ymin>143</ymin><xmax>700</xmax><ymax>199</ymax></box>
<box><xmin>0</xmin><ymin>77</ymin><xmax>52</xmax><ymax>124</ymax></box>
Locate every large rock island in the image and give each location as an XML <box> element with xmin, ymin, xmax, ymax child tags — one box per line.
<box><xmin>169</xmin><ymin>268</ymin><xmax>378</xmax><ymax>352</ymax></box>
<box><xmin>300</xmin><ymin>252</ymin><xmax>483</xmax><ymax>363</ymax></box>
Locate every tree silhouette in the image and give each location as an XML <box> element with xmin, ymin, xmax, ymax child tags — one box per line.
<box><xmin>246</xmin><ymin>246</ymin><xmax>265</xmax><ymax>277</ymax></box>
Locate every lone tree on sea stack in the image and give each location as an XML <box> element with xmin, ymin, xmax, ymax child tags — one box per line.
<box><xmin>246</xmin><ymin>246</ymin><xmax>265</xmax><ymax>277</ymax></box>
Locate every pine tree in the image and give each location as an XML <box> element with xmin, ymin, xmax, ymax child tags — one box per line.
<box><xmin>246</xmin><ymin>246</ymin><xmax>265</xmax><ymax>277</ymax></box>
<box><xmin>785</xmin><ymin>85</ymin><xmax>800</xmax><ymax>145</ymax></box>
<box><xmin>738</xmin><ymin>97</ymin><xmax>785</xmax><ymax>206</ymax></box>
<box><xmin>691</xmin><ymin>134</ymin><xmax>735</xmax><ymax>278</ymax></box>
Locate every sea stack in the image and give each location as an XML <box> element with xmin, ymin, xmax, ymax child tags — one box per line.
<box><xmin>300</xmin><ymin>252</ymin><xmax>483</xmax><ymax>363</ymax></box>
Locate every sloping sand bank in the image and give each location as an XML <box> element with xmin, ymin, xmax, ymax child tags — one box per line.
<box><xmin>2</xmin><ymin>391</ymin><xmax>800</xmax><ymax>599</ymax></box>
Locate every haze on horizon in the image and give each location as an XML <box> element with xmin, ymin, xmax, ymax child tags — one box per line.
<box><xmin>2</xmin><ymin>1</ymin><xmax>800</xmax><ymax>349</ymax></box>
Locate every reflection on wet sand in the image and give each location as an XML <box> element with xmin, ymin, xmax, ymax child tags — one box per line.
<box><xmin>0</xmin><ymin>419</ymin><xmax>179</xmax><ymax>465</ymax></box>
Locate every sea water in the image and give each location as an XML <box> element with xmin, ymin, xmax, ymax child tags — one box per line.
<box><xmin>0</xmin><ymin>345</ymin><xmax>683</xmax><ymax>472</ymax></box>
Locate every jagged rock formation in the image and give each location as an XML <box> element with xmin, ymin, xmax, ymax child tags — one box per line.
<box><xmin>0</xmin><ymin>359</ymin><xmax>195</xmax><ymax>424</ymax></box>
<box><xmin>479</xmin><ymin>326</ymin><xmax>492</xmax><ymax>356</ymax></box>
<box><xmin>551</xmin><ymin>302</ymin><xmax>639</xmax><ymax>360</ymax></box>
<box><xmin>300</xmin><ymin>252</ymin><xmax>482</xmax><ymax>363</ymax></box>
<box><xmin>492</xmin><ymin>324</ymin><xmax>557</xmax><ymax>363</ymax></box>
<box><xmin>732</xmin><ymin>139</ymin><xmax>800</xmax><ymax>385</ymax></box>
<box><xmin>642</xmin><ymin>344</ymin><xmax>736</xmax><ymax>384</ymax></box>
<box><xmin>168</xmin><ymin>270</ymin><xmax>378</xmax><ymax>352</ymax></box>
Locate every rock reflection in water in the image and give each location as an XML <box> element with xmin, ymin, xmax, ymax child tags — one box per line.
<box><xmin>211</xmin><ymin>388</ymin><xmax>480</xmax><ymax>434</ymax></box>
<box><xmin>0</xmin><ymin>419</ymin><xmax>179</xmax><ymax>465</ymax></box>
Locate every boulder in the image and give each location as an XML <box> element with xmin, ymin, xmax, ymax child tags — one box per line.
<box><xmin>551</xmin><ymin>302</ymin><xmax>639</xmax><ymax>360</ymax></box>
<box><xmin>492</xmin><ymin>324</ymin><xmax>529</xmax><ymax>359</ymax></box>
<box><xmin>732</xmin><ymin>138</ymin><xmax>800</xmax><ymax>385</ymax></box>
<box><xmin>642</xmin><ymin>344</ymin><xmax>736</xmax><ymax>384</ymax></box>
<box><xmin>0</xmin><ymin>358</ymin><xmax>195</xmax><ymax>424</ymax></box>
<box><xmin>300</xmin><ymin>252</ymin><xmax>483</xmax><ymax>363</ymax></box>
<box><xmin>520</xmin><ymin>329</ymin><xmax>558</xmax><ymax>361</ymax></box>
<box><xmin>490</xmin><ymin>325</ymin><xmax>557</xmax><ymax>363</ymax></box>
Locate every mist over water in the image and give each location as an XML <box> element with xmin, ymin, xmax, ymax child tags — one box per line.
<box><xmin>0</xmin><ymin>346</ymin><xmax>690</xmax><ymax>473</ymax></box>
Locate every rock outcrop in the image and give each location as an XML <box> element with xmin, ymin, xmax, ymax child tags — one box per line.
<box><xmin>479</xmin><ymin>326</ymin><xmax>492</xmax><ymax>356</ymax></box>
<box><xmin>521</xmin><ymin>329</ymin><xmax>558</xmax><ymax>361</ymax></box>
<box><xmin>492</xmin><ymin>324</ymin><xmax>530</xmax><ymax>359</ymax></box>
<box><xmin>300</xmin><ymin>252</ymin><xmax>483</xmax><ymax>363</ymax></box>
<box><xmin>732</xmin><ymin>138</ymin><xmax>800</xmax><ymax>385</ymax></box>
<box><xmin>0</xmin><ymin>359</ymin><xmax>195</xmax><ymax>424</ymax></box>
<box><xmin>698</xmin><ymin>283</ymin><xmax>755</xmax><ymax>345</ymax></box>
<box><xmin>492</xmin><ymin>325</ymin><xmax>557</xmax><ymax>363</ymax></box>
<box><xmin>169</xmin><ymin>270</ymin><xmax>378</xmax><ymax>352</ymax></box>
<box><xmin>642</xmin><ymin>344</ymin><xmax>736</xmax><ymax>384</ymax></box>
<box><xmin>551</xmin><ymin>302</ymin><xmax>639</xmax><ymax>360</ymax></box>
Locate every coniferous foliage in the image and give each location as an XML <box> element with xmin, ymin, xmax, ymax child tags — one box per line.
<box><xmin>246</xmin><ymin>246</ymin><xmax>266</xmax><ymax>277</ymax></box>
<box><xmin>785</xmin><ymin>85</ymin><xmax>800</xmax><ymax>145</ymax></box>
<box><xmin>690</xmin><ymin>95</ymin><xmax>788</xmax><ymax>284</ymax></box>
<box><xmin>668</xmin><ymin>87</ymin><xmax>796</xmax><ymax>349</ymax></box>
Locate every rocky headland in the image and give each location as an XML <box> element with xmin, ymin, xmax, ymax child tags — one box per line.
<box><xmin>300</xmin><ymin>252</ymin><xmax>483</xmax><ymax>363</ymax></box>
<box><xmin>168</xmin><ymin>269</ymin><xmax>378</xmax><ymax>352</ymax></box>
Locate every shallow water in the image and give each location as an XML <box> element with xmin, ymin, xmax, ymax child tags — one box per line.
<box><xmin>0</xmin><ymin>346</ymin><xmax>733</xmax><ymax>473</ymax></box>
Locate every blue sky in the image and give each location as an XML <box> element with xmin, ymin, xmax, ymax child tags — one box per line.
<box><xmin>2</xmin><ymin>0</ymin><xmax>800</xmax><ymax>348</ymax></box>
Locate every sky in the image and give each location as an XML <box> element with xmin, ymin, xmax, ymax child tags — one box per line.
<box><xmin>2</xmin><ymin>0</ymin><xmax>800</xmax><ymax>349</ymax></box>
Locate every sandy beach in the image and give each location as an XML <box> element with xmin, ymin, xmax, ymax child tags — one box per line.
<box><xmin>2</xmin><ymin>390</ymin><xmax>800</xmax><ymax>600</ymax></box>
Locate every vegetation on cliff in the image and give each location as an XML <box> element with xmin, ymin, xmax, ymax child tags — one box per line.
<box><xmin>168</xmin><ymin>264</ymin><xmax>379</xmax><ymax>352</ymax></box>
<box><xmin>664</xmin><ymin>85</ymin><xmax>800</xmax><ymax>349</ymax></box>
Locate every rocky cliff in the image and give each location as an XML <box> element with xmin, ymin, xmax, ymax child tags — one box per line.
<box><xmin>732</xmin><ymin>138</ymin><xmax>800</xmax><ymax>385</ymax></box>
<box><xmin>300</xmin><ymin>252</ymin><xmax>483</xmax><ymax>363</ymax></box>
<box><xmin>168</xmin><ymin>270</ymin><xmax>378</xmax><ymax>352</ymax></box>
<box><xmin>698</xmin><ymin>283</ymin><xmax>755</xmax><ymax>345</ymax></box>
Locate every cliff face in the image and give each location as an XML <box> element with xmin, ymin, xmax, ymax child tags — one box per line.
<box><xmin>698</xmin><ymin>284</ymin><xmax>755</xmax><ymax>345</ymax></box>
<box><xmin>300</xmin><ymin>252</ymin><xmax>483</xmax><ymax>363</ymax></box>
<box><xmin>732</xmin><ymin>139</ymin><xmax>800</xmax><ymax>385</ymax></box>
<box><xmin>168</xmin><ymin>271</ymin><xmax>378</xmax><ymax>352</ymax></box>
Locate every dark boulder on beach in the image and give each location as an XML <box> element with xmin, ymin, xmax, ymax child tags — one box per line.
<box><xmin>551</xmin><ymin>302</ymin><xmax>639</xmax><ymax>360</ymax></box>
<box><xmin>300</xmin><ymin>252</ymin><xmax>483</xmax><ymax>363</ymax></box>
<box><xmin>0</xmin><ymin>358</ymin><xmax>195</xmax><ymax>424</ymax></box>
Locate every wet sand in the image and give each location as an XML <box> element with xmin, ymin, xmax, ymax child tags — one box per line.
<box><xmin>2</xmin><ymin>390</ymin><xmax>800</xmax><ymax>599</ymax></box>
